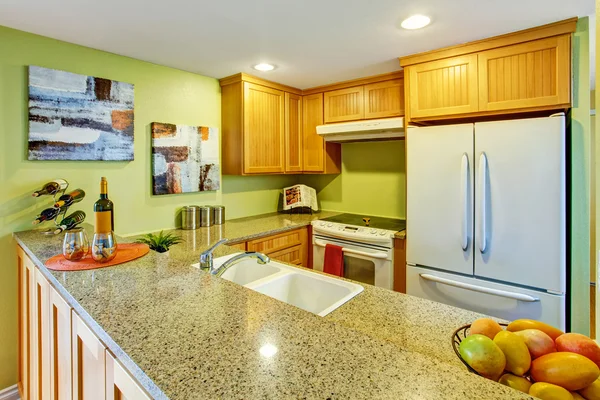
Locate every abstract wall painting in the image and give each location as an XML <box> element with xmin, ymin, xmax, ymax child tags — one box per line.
<box><xmin>28</xmin><ymin>66</ymin><xmax>134</xmax><ymax>161</ymax></box>
<box><xmin>151</xmin><ymin>122</ymin><xmax>220</xmax><ymax>195</ymax></box>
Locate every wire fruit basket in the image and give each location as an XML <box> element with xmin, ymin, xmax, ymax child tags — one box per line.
<box><xmin>451</xmin><ymin>322</ymin><xmax>509</xmax><ymax>376</ymax></box>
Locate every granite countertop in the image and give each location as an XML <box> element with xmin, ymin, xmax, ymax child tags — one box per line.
<box><xmin>14</xmin><ymin>212</ymin><xmax>528</xmax><ymax>400</ymax></box>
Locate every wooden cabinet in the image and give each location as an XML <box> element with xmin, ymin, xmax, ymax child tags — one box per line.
<box><xmin>363</xmin><ymin>79</ymin><xmax>405</xmax><ymax>119</ymax></box>
<box><xmin>243</xmin><ymin>82</ymin><xmax>285</xmax><ymax>174</ymax></box>
<box><xmin>35</xmin><ymin>269</ymin><xmax>51</xmax><ymax>399</ymax></box>
<box><xmin>50</xmin><ymin>285</ymin><xmax>73</xmax><ymax>400</ymax></box>
<box><xmin>17</xmin><ymin>246</ymin><xmax>34</xmax><ymax>400</ymax></box>
<box><xmin>478</xmin><ymin>35</ymin><xmax>571</xmax><ymax>112</ymax></box>
<box><xmin>72</xmin><ymin>311</ymin><xmax>106</xmax><ymax>400</ymax></box>
<box><xmin>106</xmin><ymin>351</ymin><xmax>151</xmax><ymax>400</ymax></box>
<box><xmin>406</xmin><ymin>55</ymin><xmax>479</xmax><ymax>119</ymax></box>
<box><xmin>17</xmin><ymin>245</ymin><xmax>154</xmax><ymax>400</ymax></box>
<box><xmin>229</xmin><ymin>242</ymin><xmax>247</xmax><ymax>251</ymax></box>
<box><xmin>324</xmin><ymin>86</ymin><xmax>364</xmax><ymax>123</ymax></box>
<box><xmin>400</xmin><ymin>19</ymin><xmax>576</xmax><ymax>121</ymax></box>
<box><xmin>285</xmin><ymin>92</ymin><xmax>303</xmax><ymax>173</ymax></box>
<box><xmin>220</xmin><ymin>73</ymin><xmax>341</xmax><ymax>175</ymax></box>
<box><xmin>302</xmin><ymin>93</ymin><xmax>325</xmax><ymax>172</ymax></box>
<box><xmin>240</xmin><ymin>227</ymin><xmax>309</xmax><ymax>267</ymax></box>
<box><xmin>393</xmin><ymin>237</ymin><xmax>406</xmax><ymax>293</ymax></box>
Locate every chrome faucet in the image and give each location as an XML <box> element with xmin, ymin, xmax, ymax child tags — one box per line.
<box><xmin>199</xmin><ymin>238</ymin><xmax>270</xmax><ymax>277</ymax></box>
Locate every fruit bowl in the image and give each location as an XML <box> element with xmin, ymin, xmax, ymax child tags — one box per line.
<box><xmin>452</xmin><ymin>323</ymin><xmax>509</xmax><ymax>376</ymax></box>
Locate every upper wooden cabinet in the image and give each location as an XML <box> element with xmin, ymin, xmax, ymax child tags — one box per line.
<box><xmin>478</xmin><ymin>35</ymin><xmax>571</xmax><ymax>112</ymax></box>
<box><xmin>407</xmin><ymin>55</ymin><xmax>479</xmax><ymax>119</ymax></box>
<box><xmin>320</xmin><ymin>76</ymin><xmax>405</xmax><ymax>123</ymax></box>
<box><xmin>400</xmin><ymin>18</ymin><xmax>576</xmax><ymax>122</ymax></box>
<box><xmin>285</xmin><ymin>92</ymin><xmax>303</xmax><ymax>173</ymax></box>
<box><xmin>324</xmin><ymin>86</ymin><xmax>364</xmax><ymax>123</ymax></box>
<box><xmin>220</xmin><ymin>73</ymin><xmax>341</xmax><ymax>175</ymax></box>
<box><xmin>364</xmin><ymin>79</ymin><xmax>405</xmax><ymax>119</ymax></box>
<box><xmin>243</xmin><ymin>82</ymin><xmax>285</xmax><ymax>174</ymax></box>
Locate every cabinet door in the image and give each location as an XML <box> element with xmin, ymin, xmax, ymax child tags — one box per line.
<box><xmin>50</xmin><ymin>286</ymin><xmax>72</xmax><ymax>400</ymax></box>
<box><xmin>72</xmin><ymin>311</ymin><xmax>106</xmax><ymax>400</ymax></box>
<box><xmin>243</xmin><ymin>82</ymin><xmax>285</xmax><ymax>174</ymax></box>
<box><xmin>269</xmin><ymin>245</ymin><xmax>303</xmax><ymax>265</ymax></box>
<box><xmin>324</xmin><ymin>86</ymin><xmax>364</xmax><ymax>123</ymax></box>
<box><xmin>364</xmin><ymin>79</ymin><xmax>405</xmax><ymax>119</ymax></box>
<box><xmin>478</xmin><ymin>35</ymin><xmax>571</xmax><ymax>111</ymax></box>
<box><xmin>106</xmin><ymin>351</ymin><xmax>151</xmax><ymax>400</ymax></box>
<box><xmin>407</xmin><ymin>54</ymin><xmax>479</xmax><ymax>118</ymax></box>
<box><xmin>285</xmin><ymin>92</ymin><xmax>303</xmax><ymax>173</ymax></box>
<box><xmin>35</xmin><ymin>269</ymin><xmax>51</xmax><ymax>400</ymax></box>
<box><xmin>247</xmin><ymin>228</ymin><xmax>303</xmax><ymax>254</ymax></box>
<box><xmin>17</xmin><ymin>247</ymin><xmax>33</xmax><ymax>400</ymax></box>
<box><xmin>302</xmin><ymin>93</ymin><xmax>325</xmax><ymax>172</ymax></box>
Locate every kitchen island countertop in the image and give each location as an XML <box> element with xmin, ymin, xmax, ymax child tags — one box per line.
<box><xmin>14</xmin><ymin>212</ymin><xmax>529</xmax><ymax>399</ymax></box>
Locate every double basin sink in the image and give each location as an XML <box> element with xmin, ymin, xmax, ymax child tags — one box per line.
<box><xmin>193</xmin><ymin>254</ymin><xmax>364</xmax><ymax>317</ymax></box>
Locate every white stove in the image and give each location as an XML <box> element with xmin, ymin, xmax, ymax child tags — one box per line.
<box><xmin>311</xmin><ymin>214</ymin><xmax>405</xmax><ymax>290</ymax></box>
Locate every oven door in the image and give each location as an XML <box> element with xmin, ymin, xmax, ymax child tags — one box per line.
<box><xmin>312</xmin><ymin>235</ymin><xmax>394</xmax><ymax>290</ymax></box>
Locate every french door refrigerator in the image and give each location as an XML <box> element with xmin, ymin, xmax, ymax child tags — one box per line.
<box><xmin>406</xmin><ymin>114</ymin><xmax>566</xmax><ymax>330</ymax></box>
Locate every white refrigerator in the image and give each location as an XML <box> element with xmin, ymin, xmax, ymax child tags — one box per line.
<box><xmin>406</xmin><ymin>114</ymin><xmax>566</xmax><ymax>330</ymax></box>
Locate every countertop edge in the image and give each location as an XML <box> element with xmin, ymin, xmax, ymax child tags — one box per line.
<box><xmin>13</xmin><ymin>234</ymin><xmax>169</xmax><ymax>400</ymax></box>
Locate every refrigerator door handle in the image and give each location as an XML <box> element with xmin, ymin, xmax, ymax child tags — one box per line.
<box><xmin>478</xmin><ymin>152</ymin><xmax>488</xmax><ymax>254</ymax></box>
<box><xmin>461</xmin><ymin>153</ymin><xmax>469</xmax><ymax>251</ymax></box>
<box><xmin>419</xmin><ymin>273</ymin><xmax>540</xmax><ymax>302</ymax></box>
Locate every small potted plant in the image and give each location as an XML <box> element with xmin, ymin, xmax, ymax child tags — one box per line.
<box><xmin>135</xmin><ymin>231</ymin><xmax>183</xmax><ymax>255</ymax></box>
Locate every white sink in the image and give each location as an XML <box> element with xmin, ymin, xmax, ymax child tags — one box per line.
<box><xmin>193</xmin><ymin>254</ymin><xmax>363</xmax><ymax>316</ymax></box>
<box><xmin>217</xmin><ymin>259</ymin><xmax>281</xmax><ymax>286</ymax></box>
<box><xmin>249</xmin><ymin>272</ymin><xmax>363</xmax><ymax>316</ymax></box>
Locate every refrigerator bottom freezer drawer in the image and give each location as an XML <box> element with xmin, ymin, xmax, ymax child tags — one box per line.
<box><xmin>407</xmin><ymin>266</ymin><xmax>565</xmax><ymax>330</ymax></box>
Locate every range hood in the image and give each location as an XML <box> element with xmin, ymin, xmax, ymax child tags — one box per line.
<box><xmin>316</xmin><ymin>117</ymin><xmax>405</xmax><ymax>143</ymax></box>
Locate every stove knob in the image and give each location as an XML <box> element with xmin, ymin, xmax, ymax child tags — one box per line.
<box><xmin>327</xmin><ymin>223</ymin><xmax>333</xmax><ymax>228</ymax></box>
<box><xmin>379</xmin><ymin>231</ymin><xmax>387</xmax><ymax>236</ymax></box>
<box><xmin>370</xmin><ymin>229</ymin><xmax>377</xmax><ymax>234</ymax></box>
<box><xmin>319</xmin><ymin>222</ymin><xmax>326</xmax><ymax>227</ymax></box>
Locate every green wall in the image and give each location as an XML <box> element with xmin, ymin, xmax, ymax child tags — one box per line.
<box><xmin>304</xmin><ymin>140</ymin><xmax>406</xmax><ymax>219</ymax></box>
<box><xmin>571</xmin><ymin>17</ymin><xmax>592</xmax><ymax>335</ymax></box>
<box><xmin>0</xmin><ymin>25</ymin><xmax>297</xmax><ymax>389</ymax></box>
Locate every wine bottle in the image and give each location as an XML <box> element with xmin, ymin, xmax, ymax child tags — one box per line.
<box><xmin>93</xmin><ymin>177</ymin><xmax>114</xmax><ymax>232</ymax></box>
<box><xmin>32</xmin><ymin>206</ymin><xmax>66</xmax><ymax>225</ymax></box>
<box><xmin>54</xmin><ymin>211</ymin><xmax>86</xmax><ymax>234</ymax></box>
<box><xmin>54</xmin><ymin>189</ymin><xmax>85</xmax><ymax>208</ymax></box>
<box><xmin>32</xmin><ymin>179</ymin><xmax>68</xmax><ymax>197</ymax></box>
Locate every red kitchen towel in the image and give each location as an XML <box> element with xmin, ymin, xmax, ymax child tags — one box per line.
<box><xmin>324</xmin><ymin>244</ymin><xmax>344</xmax><ymax>277</ymax></box>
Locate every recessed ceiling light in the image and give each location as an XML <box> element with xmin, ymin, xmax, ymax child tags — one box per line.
<box><xmin>400</xmin><ymin>15</ymin><xmax>431</xmax><ymax>30</ymax></box>
<box><xmin>253</xmin><ymin>63</ymin><xmax>276</xmax><ymax>72</ymax></box>
<box><xmin>259</xmin><ymin>343</ymin><xmax>278</xmax><ymax>358</ymax></box>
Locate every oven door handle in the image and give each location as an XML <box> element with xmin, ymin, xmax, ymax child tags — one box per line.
<box><xmin>314</xmin><ymin>239</ymin><xmax>389</xmax><ymax>259</ymax></box>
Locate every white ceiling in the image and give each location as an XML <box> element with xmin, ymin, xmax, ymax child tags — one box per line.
<box><xmin>0</xmin><ymin>0</ymin><xmax>594</xmax><ymax>89</ymax></box>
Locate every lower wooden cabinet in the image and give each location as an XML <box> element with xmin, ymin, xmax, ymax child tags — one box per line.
<box><xmin>17</xmin><ymin>246</ymin><xmax>150</xmax><ymax>400</ymax></box>
<box><xmin>234</xmin><ymin>227</ymin><xmax>309</xmax><ymax>267</ymax></box>
<box><xmin>106</xmin><ymin>352</ymin><xmax>151</xmax><ymax>400</ymax></box>
<box><xmin>393</xmin><ymin>237</ymin><xmax>406</xmax><ymax>293</ymax></box>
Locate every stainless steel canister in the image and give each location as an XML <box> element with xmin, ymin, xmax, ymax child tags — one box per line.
<box><xmin>213</xmin><ymin>206</ymin><xmax>225</xmax><ymax>225</ymax></box>
<box><xmin>181</xmin><ymin>206</ymin><xmax>200</xmax><ymax>230</ymax></box>
<box><xmin>199</xmin><ymin>206</ymin><xmax>214</xmax><ymax>227</ymax></box>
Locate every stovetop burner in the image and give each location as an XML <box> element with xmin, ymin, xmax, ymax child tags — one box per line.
<box><xmin>319</xmin><ymin>213</ymin><xmax>406</xmax><ymax>232</ymax></box>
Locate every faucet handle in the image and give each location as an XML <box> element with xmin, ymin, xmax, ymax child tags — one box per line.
<box><xmin>199</xmin><ymin>238</ymin><xmax>228</xmax><ymax>271</ymax></box>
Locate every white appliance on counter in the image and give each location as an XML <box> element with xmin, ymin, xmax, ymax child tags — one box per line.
<box><xmin>406</xmin><ymin>114</ymin><xmax>567</xmax><ymax>330</ymax></box>
<box><xmin>312</xmin><ymin>214</ymin><xmax>405</xmax><ymax>290</ymax></box>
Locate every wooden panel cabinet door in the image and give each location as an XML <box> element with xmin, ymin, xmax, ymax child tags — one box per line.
<box><xmin>324</xmin><ymin>86</ymin><xmax>364</xmax><ymax>123</ymax></box>
<box><xmin>407</xmin><ymin>54</ymin><xmax>479</xmax><ymax>118</ymax></box>
<box><xmin>106</xmin><ymin>351</ymin><xmax>151</xmax><ymax>400</ymax></box>
<box><xmin>17</xmin><ymin>247</ymin><xmax>34</xmax><ymax>400</ymax></box>
<box><xmin>243</xmin><ymin>82</ymin><xmax>285</xmax><ymax>174</ymax></box>
<box><xmin>72</xmin><ymin>311</ymin><xmax>106</xmax><ymax>400</ymax></box>
<box><xmin>34</xmin><ymin>269</ymin><xmax>51</xmax><ymax>400</ymax></box>
<box><xmin>364</xmin><ymin>79</ymin><xmax>405</xmax><ymax>119</ymax></box>
<box><xmin>302</xmin><ymin>93</ymin><xmax>325</xmax><ymax>172</ymax></box>
<box><xmin>478</xmin><ymin>35</ymin><xmax>571</xmax><ymax>111</ymax></box>
<box><xmin>285</xmin><ymin>92</ymin><xmax>303</xmax><ymax>173</ymax></box>
<box><xmin>269</xmin><ymin>245</ymin><xmax>303</xmax><ymax>265</ymax></box>
<box><xmin>50</xmin><ymin>286</ymin><xmax>72</xmax><ymax>400</ymax></box>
